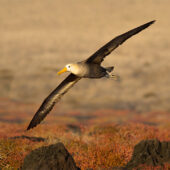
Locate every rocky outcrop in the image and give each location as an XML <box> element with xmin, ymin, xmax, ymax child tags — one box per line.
<box><xmin>21</xmin><ymin>142</ymin><xmax>80</xmax><ymax>170</ymax></box>
<box><xmin>105</xmin><ymin>139</ymin><xmax>170</xmax><ymax>170</ymax></box>
<box><xmin>126</xmin><ymin>139</ymin><xmax>170</xmax><ymax>169</ymax></box>
<box><xmin>22</xmin><ymin>139</ymin><xmax>170</xmax><ymax>170</ymax></box>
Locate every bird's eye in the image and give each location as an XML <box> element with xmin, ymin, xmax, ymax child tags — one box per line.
<box><xmin>68</xmin><ymin>65</ymin><xmax>70</xmax><ymax>68</ymax></box>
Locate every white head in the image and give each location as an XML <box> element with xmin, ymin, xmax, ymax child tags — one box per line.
<box><xmin>57</xmin><ymin>63</ymin><xmax>75</xmax><ymax>75</ymax></box>
<box><xmin>65</xmin><ymin>64</ymin><xmax>72</xmax><ymax>72</ymax></box>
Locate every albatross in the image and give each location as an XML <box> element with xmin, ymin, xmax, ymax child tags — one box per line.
<box><xmin>27</xmin><ymin>20</ymin><xmax>155</xmax><ymax>130</ymax></box>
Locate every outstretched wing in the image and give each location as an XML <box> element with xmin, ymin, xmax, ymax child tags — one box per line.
<box><xmin>27</xmin><ymin>74</ymin><xmax>81</xmax><ymax>130</ymax></box>
<box><xmin>86</xmin><ymin>20</ymin><xmax>155</xmax><ymax>64</ymax></box>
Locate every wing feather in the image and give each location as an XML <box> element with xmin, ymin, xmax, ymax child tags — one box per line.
<box><xmin>27</xmin><ymin>74</ymin><xmax>81</xmax><ymax>130</ymax></box>
<box><xmin>86</xmin><ymin>20</ymin><xmax>155</xmax><ymax>64</ymax></box>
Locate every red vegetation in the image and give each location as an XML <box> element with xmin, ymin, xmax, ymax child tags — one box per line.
<box><xmin>0</xmin><ymin>99</ymin><xmax>169</xmax><ymax>169</ymax></box>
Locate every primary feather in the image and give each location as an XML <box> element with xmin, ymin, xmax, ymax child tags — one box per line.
<box><xmin>27</xmin><ymin>74</ymin><xmax>80</xmax><ymax>130</ymax></box>
<box><xmin>86</xmin><ymin>20</ymin><xmax>155</xmax><ymax>64</ymax></box>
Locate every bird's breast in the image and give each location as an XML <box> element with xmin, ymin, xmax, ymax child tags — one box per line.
<box><xmin>71</xmin><ymin>63</ymin><xmax>105</xmax><ymax>78</ymax></box>
<box><xmin>71</xmin><ymin>64</ymin><xmax>89</xmax><ymax>77</ymax></box>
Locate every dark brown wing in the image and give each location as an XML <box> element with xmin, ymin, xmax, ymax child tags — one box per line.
<box><xmin>27</xmin><ymin>74</ymin><xmax>81</xmax><ymax>130</ymax></box>
<box><xmin>86</xmin><ymin>20</ymin><xmax>155</xmax><ymax>64</ymax></box>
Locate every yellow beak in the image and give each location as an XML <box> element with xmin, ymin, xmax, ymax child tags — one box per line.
<box><xmin>57</xmin><ymin>67</ymin><xmax>67</xmax><ymax>75</ymax></box>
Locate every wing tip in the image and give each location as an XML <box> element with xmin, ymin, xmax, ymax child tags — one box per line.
<box><xmin>144</xmin><ymin>20</ymin><xmax>156</xmax><ymax>28</ymax></box>
<box><xmin>26</xmin><ymin>119</ymin><xmax>39</xmax><ymax>130</ymax></box>
<box><xmin>149</xmin><ymin>20</ymin><xmax>156</xmax><ymax>25</ymax></box>
<box><xmin>26</xmin><ymin>123</ymin><xmax>35</xmax><ymax>131</ymax></box>
<box><xmin>26</xmin><ymin>127</ymin><xmax>31</xmax><ymax>131</ymax></box>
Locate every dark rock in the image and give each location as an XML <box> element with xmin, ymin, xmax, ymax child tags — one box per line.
<box><xmin>22</xmin><ymin>142</ymin><xmax>80</xmax><ymax>170</ymax></box>
<box><xmin>126</xmin><ymin>139</ymin><xmax>170</xmax><ymax>169</ymax></box>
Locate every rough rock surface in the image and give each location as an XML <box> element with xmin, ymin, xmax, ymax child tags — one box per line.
<box><xmin>22</xmin><ymin>142</ymin><xmax>80</xmax><ymax>170</ymax></box>
<box><xmin>21</xmin><ymin>139</ymin><xmax>170</xmax><ymax>170</ymax></box>
<box><xmin>109</xmin><ymin>139</ymin><xmax>170</xmax><ymax>169</ymax></box>
<box><xmin>126</xmin><ymin>139</ymin><xmax>170</xmax><ymax>169</ymax></box>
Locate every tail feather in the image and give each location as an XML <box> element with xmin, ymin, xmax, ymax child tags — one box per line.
<box><xmin>106</xmin><ymin>73</ymin><xmax>120</xmax><ymax>81</ymax></box>
<box><xmin>106</xmin><ymin>66</ymin><xmax>114</xmax><ymax>72</ymax></box>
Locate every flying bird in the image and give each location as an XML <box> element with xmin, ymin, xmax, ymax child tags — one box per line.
<box><xmin>27</xmin><ymin>20</ymin><xmax>155</xmax><ymax>130</ymax></box>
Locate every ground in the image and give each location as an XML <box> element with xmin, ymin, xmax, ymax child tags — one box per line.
<box><xmin>0</xmin><ymin>99</ymin><xmax>169</xmax><ymax>169</ymax></box>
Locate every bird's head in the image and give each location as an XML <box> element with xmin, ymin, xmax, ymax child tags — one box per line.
<box><xmin>57</xmin><ymin>63</ymin><xmax>74</xmax><ymax>75</ymax></box>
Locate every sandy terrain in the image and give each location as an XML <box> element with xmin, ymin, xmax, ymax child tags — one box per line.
<box><xmin>0</xmin><ymin>0</ymin><xmax>170</xmax><ymax>112</ymax></box>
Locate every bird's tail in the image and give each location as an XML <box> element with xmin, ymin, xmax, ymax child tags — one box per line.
<box><xmin>105</xmin><ymin>66</ymin><xmax>114</xmax><ymax>72</ymax></box>
<box><xmin>106</xmin><ymin>73</ymin><xmax>120</xmax><ymax>81</ymax></box>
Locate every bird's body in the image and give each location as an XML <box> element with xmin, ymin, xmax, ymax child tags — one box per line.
<box><xmin>27</xmin><ymin>20</ymin><xmax>155</xmax><ymax>130</ymax></box>
<box><xmin>66</xmin><ymin>62</ymin><xmax>111</xmax><ymax>78</ymax></box>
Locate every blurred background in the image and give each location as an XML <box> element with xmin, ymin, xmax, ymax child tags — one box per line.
<box><xmin>0</xmin><ymin>0</ymin><xmax>170</xmax><ymax>112</ymax></box>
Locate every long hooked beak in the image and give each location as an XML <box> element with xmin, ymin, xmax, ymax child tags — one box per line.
<box><xmin>57</xmin><ymin>67</ymin><xmax>67</xmax><ymax>75</ymax></box>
